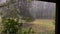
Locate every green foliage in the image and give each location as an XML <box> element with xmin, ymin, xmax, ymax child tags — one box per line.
<box><xmin>18</xmin><ymin>27</ymin><xmax>35</xmax><ymax>34</ymax></box>
<box><xmin>27</xmin><ymin>27</ymin><xmax>35</xmax><ymax>34</ymax></box>
<box><xmin>26</xmin><ymin>17</ymin><xmax>33</xmax><ymax>22</ymax></box>
<box><xmin>27</xmin><ymin>0</ymin><xmax>32</xmax><ymax>2</ymax></box>
<box><xmin>1</xmin><ymin>18</ymin><xmax>35</xmax><ymax>34</ymax></box>
<box><xmin>0</xmin><ymin>0</ymin><xmax>34</xmax><ymax>34</ymax></box>
<box><xmin>2</xmin><ymin>18</ymin><xmax>18</xmax><ymax>34</ymax></box>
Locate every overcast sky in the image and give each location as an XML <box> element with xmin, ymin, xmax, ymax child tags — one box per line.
<box><xmin>0</xmin><ymin>0</ymin><xmax>6</xmax><ymax>4</ymax></box>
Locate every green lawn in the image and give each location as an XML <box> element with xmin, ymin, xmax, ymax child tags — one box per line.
<box><xmin>30</xmin><ymin>19</ymin><xmax>55</xmax><ymax>34</ymax></box>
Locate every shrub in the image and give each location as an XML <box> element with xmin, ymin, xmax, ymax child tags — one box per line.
<box><xmin>1</xmin><ymin>18</ymin><xmax>35</xmax><ymax>34</ymax></box>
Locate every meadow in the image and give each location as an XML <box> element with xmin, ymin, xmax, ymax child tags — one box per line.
<box><xmin>27</xmin><ymin>19</ymin><xmax>55</xmax><ymax>34</ymax></box>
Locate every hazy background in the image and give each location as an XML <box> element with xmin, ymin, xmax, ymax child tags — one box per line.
<box><xmin>0</xmin><ymin>0</ymin><xmax>56</xmax><ymax>19</ymax></box>
<box><xmin>29</xmin><ymin>1</ymin><xmax>56</xmax><ymax>19</ymax></box>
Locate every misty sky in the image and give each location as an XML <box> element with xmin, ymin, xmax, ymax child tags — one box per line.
<box><xmin>0</xmin><ymin>0</ymin><xmax>6</xmax><ymax>4</ymax></box>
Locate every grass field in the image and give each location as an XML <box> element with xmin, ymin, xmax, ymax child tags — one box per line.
<box><xmin>29</xmin><ymin>19</ymin><xmax>55</xmax><ymax>34</ymax></box>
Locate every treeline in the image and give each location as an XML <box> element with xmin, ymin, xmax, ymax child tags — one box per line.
<box><xmin>29</xmin><ymin>1</ymin><xmax>55</xmax><ymax>19</ymax></box>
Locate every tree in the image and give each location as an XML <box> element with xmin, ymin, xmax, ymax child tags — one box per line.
<box><xmin>0</xmin><ymin>0</ymin><xmax>35</xmax><ymax>34</ymax></box>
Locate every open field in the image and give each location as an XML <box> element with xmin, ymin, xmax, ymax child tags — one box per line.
<box><xmin>24</xmin><ymin>19</ymin><xmax>55</xmax><ymax>34</ymax></box>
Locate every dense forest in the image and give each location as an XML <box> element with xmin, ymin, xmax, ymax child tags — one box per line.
<box><xmin>29</xmin><ymin>1</ymin><xmax>55</xmax><ymax>19</ymax></box>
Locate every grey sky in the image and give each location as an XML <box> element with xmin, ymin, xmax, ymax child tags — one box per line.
<box><xmin>0</xmin><ymin>0</ymin><xmax>6</xmax><ymax>3</ymax></box>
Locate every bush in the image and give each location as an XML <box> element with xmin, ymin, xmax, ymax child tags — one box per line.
<box><xmin>1</xmin><ymin>18</ymin><xmax>35</xmax><ymax>34</ymax></box>
<box><xmin>2</xmin><ymin>18</ymin><xmax>18</xmax><ymax>34</ymax></box>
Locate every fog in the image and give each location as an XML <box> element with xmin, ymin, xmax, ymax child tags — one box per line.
<box><xmin>29</xmin><ymin>1</ymin><xmax>56</xmax><ymax>19</ymax></box>
<box><xmin>0</xmin><ymin>0</ymin><xmax>56</xmax><ymax>19</ymax></box>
